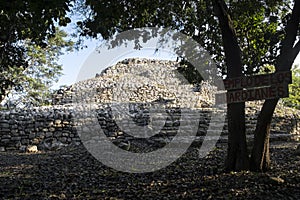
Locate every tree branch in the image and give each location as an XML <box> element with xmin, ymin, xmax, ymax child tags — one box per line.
<box><xmin>212</xmin><ymin>0</ymin><xmax>243</xmax><ymax>78</ymax></box>
<box><xmin>292</xmin><ymin>39</ymin><xmax>300</xmax><ymax>59</ymax></box>
<box><xmin>277</xmin><ymin>0</ymin><xmax>300</xmax><ymax>71</ymax></box>
<box><xmin>284</xmin><ymin>0</ymin><xmax>300</xmax><ymax>48</ymax></box>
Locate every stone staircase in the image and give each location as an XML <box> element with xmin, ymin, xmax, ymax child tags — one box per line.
<box><xmin>93</xmin><ymin>103</ymin><xmax>299</xmax><ymax>151</ymax></box>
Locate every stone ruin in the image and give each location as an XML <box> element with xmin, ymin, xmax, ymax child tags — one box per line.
<box><xmin>0</xmin><ymin>58</ymin><xmax>299</xmax><ymax>152</ymax></box>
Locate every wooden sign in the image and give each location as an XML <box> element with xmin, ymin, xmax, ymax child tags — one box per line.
<box><xmin>216</xmin><ymin>71</ymin><xmax>292</xmax><ymax>104</ymax></box>
<box><xmin>222</xmin><ymin>71</ymin><xmax>292</xmax><ymax>90</ymax></box>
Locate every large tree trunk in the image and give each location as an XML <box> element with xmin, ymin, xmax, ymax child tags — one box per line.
<box><xmin>225</xmin><ymin>103</ymin><xmax>249</xmax><ymax>171</ymax></box>
<box><xmin>250</xmin><ymin>0</ymin><xmax>300</xmax><ymax>172</ymax></box>
<box><xmin>250</xmin><ymin>99</ymin><xmax>278</xmax><ymax>171</ymax></box>
<box><xmin>213</xmin><ymin>0</ymin><xmax>300</xmax><ymax>172</ymax></box>
<box><xmin>213</xmin><ymin>0</ymin><xmax>249</xmax><ymax>171</ymax></box>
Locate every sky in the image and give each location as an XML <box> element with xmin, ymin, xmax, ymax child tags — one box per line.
<box><xmin>53</xmin><ymin>39</ymin><xmax>97</xmax><ymax>89</ymax></box>
<box><xmin>53</xmin><ymin>35</ymin><xmax>300</xmax><ymax>90</ymax></box>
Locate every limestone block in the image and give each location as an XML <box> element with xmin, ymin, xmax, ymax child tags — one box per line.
<box><xmin>26</xmin><ymin>145</ymin><xmax>38</xmax><ymax>153</ymax></box>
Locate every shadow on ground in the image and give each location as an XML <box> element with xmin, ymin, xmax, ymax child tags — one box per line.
<box><xmin>0</xmin><ymin>141</ymin><xmax>300</xmax><ymax>199</ymax></box>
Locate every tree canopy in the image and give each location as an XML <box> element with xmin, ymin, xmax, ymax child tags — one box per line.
<box><xmin>76</xmin><ymin>0</ymin><xmax>297</xmax><ymax>75</ymax></box>
<box><xmin>0</xmin><ymin>0</ymin><xmax>73</xmax><ymax>103</ymax></box>
<box><xmin>1</xmin><ymin>29</ymin><xmax>73</xmax><ymax>108</ymax></box>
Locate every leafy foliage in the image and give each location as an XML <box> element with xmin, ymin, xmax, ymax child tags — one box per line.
<box><xmin>259</xmin><ymin>64</ymin><xmax>276</xmax><ymax>74</ymax></box>
<box><xmin>0</xmin><ymin>0</ymin><xmax>73</xmax><ymax>103</ymax></box>
<box><xmin>257</xmin><ymin>64</ymin><xmax>300</xmax><ymax>110</ymax></box>
<box><xmin>282</xmin><ymin>65</ymin><xmax>300</xmax><ymax>109</ymax></box>
<box><xmin>2</xmin><ymin>29</ymin><xmax>74</xmax><ymax>108</ymax></box>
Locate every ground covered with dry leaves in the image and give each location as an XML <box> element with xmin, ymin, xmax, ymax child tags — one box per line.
<box><xmin>0</xmin><ymin>141</ymin><xmax>300</xmax><ymax>199</ymax></box>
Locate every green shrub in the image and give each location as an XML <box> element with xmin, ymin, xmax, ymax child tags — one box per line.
<box><xmin>282</xmin><ymin>65</ymin><xmax>300</xmax><ymax>110</ymax></box>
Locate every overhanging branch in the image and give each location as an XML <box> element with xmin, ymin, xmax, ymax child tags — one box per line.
<box><xmin>293</xmin><ymin>39</ymin><xmax>300</xmax><ymax>59</ymax></box>
<box><xmin>277</xmin><ymin>0</ymin><xmax>300</xmax><ymax>70</ymax></box>
<box><xmin>283</xmin><ymin>0</ymin><xmax>300</xmax><ymax>49</ymax></box>
<box><xmin>212</xmin><ymin>0</ymin><xmax>243</xmax><ymax>78</ymax></box>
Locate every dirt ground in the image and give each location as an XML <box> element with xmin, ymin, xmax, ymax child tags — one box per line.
<box><xmin>0</xmin><ymin>141</ymin><xmax>300</xmax><ymax>200</ymax></box>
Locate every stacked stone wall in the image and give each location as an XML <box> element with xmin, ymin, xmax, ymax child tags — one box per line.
<box><xmin>0</xmin><ymin>103</ymin><xmax>299</xmax><ymax>152</ymax></box>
